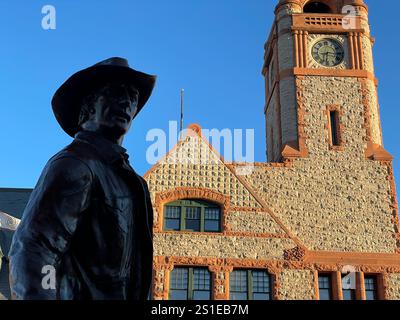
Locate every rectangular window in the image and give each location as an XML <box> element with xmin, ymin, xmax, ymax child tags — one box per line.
<box><xmin>164</xmin><ymin>206</ymin><xmax>181</xmax><ymax>231</ymax></box>
<box><xmin>318</xmin><ymin>274</ymin><xmax>332</xmax><ymax>300</ymax></box>
<box><xmin>230</xmin><ymin>270</ymin><xmax>272</xmax><ymax>300</ymax></box>
<box><xmin>170</xmin><ymin>268</ymin><xmax>188</xmax><ymax>300</ymax></box>
<box><xmin>329</xmin><ymin>110</ymin><xmax>340</xmax><ymax>146</ymax></box>
<box><xmin>364</xmin><ymin>276</ymin><xmax>377</xmax><ymax>300</ymax></box>
<box><xmin>193</xmin><ymin>268</ymin><xmax>211</xmax><ymax>300</ymax></box>
<box><xmin>185</xmin><ymin>207</ymin><xmax>201</xmax><ymax>231</ymax></box>
<box><xmin>230</xmin><ymin>270</ymin><xmax>248</xmax><ymax>300</ymax></box>
<box><xmin>342</xmin><ymin>288</ymin><xmax>356</xmax><ymax>300</ymax></box>
<box><xmin>204</xmin><ymin>207</ymin><xmax>221</xmax><ymax>232</ymax></box>
<box><xmin>342</xmin><ymin>273</ymin><xmax>356</xmax><ymax>300</ymax></box>
<box><xmin>164</xmin><ymin>200</ymin><xmax>222</xmax><ymax>233</ymax></box>
<box><xmin>252</xmin><ymin>270</ymin><xmax>271</xmax><ymax>300</ymax></box>
<box><xmin>169</xmin><ymin>267</ymin><xmax>211</xmax><ymax>300</ymax></box>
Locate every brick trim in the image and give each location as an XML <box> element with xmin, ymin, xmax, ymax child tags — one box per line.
<box><xmin>157</xmin><ymin>230</ymin><xmax>289</xmax><ymax>239</ymax></box>
<box><xmin>359</xmin><ymin>78</ymin><xmax>372</xmax><ymax>143</ymax></box>
<box><xmin>386</xmin><ymin>162</ymin><xmax>400</xmax><ymax>253</ymax></box>
<box><xmin>154</xmin><ymin>187</ymin><xmax>230</xmax><ymax>233</ymax></box>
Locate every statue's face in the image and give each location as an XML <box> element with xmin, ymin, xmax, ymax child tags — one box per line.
<box><xmin>81</xmin><ymin>82</ymin><xmax>139</xmax><ymax>139</ymax></box>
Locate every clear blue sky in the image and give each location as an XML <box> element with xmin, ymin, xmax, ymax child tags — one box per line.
<box><xmin>0</xmin><ymin>0</ymin><xmax>398</xmax><ymax>193</ymax></box>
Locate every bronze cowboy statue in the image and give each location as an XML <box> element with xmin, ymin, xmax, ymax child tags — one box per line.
<box><xmin>8</xmin><ymin>57</ymin><xmax>156</xmax><ymax>300</ymax></box>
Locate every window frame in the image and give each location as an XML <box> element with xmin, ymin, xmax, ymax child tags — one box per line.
<box><xmin>163</xmin><ymin>199</ymin><xmax>222</xmax><ymax>233</ymax></box>
<box><xmin>318</xmin><ymin>273</ymin><xmax>333</xmax><ymax>300</ymax></box>
<box><xmin>364</xmin><ymin>275</ymin><xmax>378</xmax><ymax>301</ymax></box>
<box><xmin>326</xmin><ymin>105</ymin><xmax>343</xmax><ymax>150</ymax></box>
<box><xmin>169</xmin><ymin>267</ymin><xmax>212</xmax><ymax>301</ymax></box>
<box><xmin>229</xmin><ymin>269</ymin><xmax>273</xmax><ymax>300</ymax></box>
<box><xmin>329</xmin><ymin>110</ymin><xmax>341</xmax><ymax>146</ymax></box>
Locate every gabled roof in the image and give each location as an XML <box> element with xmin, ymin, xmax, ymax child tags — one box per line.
<box><xmin>144</xmin><ymin>124</ymin><xmax>306</xmax><ymax>250</ymax></box>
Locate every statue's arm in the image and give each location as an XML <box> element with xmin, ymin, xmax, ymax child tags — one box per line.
<box><xmin>8</xmin><ymin>156</ymin><xmax>93</xmax><ymax>300</ymax></box>
<box><xmin>139</xmin><ymin>176</ymin><xmax>154</xmax><ymax>300</ymax></box>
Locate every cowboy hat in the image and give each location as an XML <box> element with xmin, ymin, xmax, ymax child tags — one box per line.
<box><xmin>51</xmin><ymin>57</ymin><xmax>156</xmax><ymax>137</ymax></box>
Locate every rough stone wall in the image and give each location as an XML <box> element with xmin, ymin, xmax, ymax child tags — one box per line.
<box><xmin>240</xmin><ymin>76</ymin><xmax>396</xmax><ymax>252</ymax></box>
<box><xmin>279</xmin><ymin>77</ymin><xmax>298</xmax><ymax>145</ymax></box>
<box><xmin>364</xmin><ymin>79</ymin><xmax>383</xmax><ymax>145</ymax></box>
<box><xmin>386</xmin><ymin>274</ymin><xmax>400</xmax><ymax>300</ymax></box>
<box><xmin>154</xmin><ymin>233</ymin><xmax>294</xmax><ymax>260</ymax></box>
<box><xmin>278</xmin><ymin>269</ymin><xmax>315</xmax><ymax>300</ymax></box>
<box><xmin>226</xmin><ymin>211</ymin><xmax>285</xmax><ymax>234</ymax></box>
<box><xmin>266</xmin><ymin>91</ymin><xmax>282</xmax><ymax>162</ymax></box>
<box><xmin>361</xmin><ymin>35</ymin><xmax>374</xmax><ymax>73</ymax></box>
<box><xmin>266</xmin><ymin>92</ymin><xmax>279</xmax><ymax>162</ymax></box>
<box><xmin>275</xmin><ymin>14</ymin><xmax>298</xmax><ymax>150</ymax></box>
<box><xmin>277</xmin><ymin>30</ymin><xmax>294</xmax><ymax>70</ymax></box>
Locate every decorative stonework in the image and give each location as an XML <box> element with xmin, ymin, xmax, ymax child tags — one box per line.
<box><xmin>153</xmin><ymin>256</ymin><xmax>174</xmax><ymax>300</ymax></box>
<box><xmin>284</xmin><ymin>246</ymin><xmax>306</xmax><ymax>261</ymax></box>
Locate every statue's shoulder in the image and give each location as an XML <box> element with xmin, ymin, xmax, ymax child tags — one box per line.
<box><xmin>50</xmin><ymin>139</ymin><xmax>99</xmax><ymax>162</ymax></box>
<box><xmin>27</xmin><ymin>142</ymin><xmax>96</xmax><ymax>192</ymax></box>
<box><xmin>43</xmin><ymin>139</ymin><xmax>100</xmax><ymax>178</ymax></box>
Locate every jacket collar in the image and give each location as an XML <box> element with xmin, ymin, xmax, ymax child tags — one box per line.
<box><xmin>74</xmin><ymin>131</ymin><xmax>129</xmax><ymax>164</ymax></box>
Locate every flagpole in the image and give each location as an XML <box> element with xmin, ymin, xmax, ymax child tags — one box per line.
<box><xmin>180</xmin><ymin>88</ymin><xmax>184</xmax><ymax>140</ymax></box>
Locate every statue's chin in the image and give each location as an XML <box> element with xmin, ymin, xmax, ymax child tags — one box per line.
<box><xmin>82</xmin><ymin>122</ymin><xmax>128</xmax><ymax>142</ymax></box>
<box><xmin>101</xmin><ymin>125</ymin><xmax>127</xmax><ymax>141</ymax></box>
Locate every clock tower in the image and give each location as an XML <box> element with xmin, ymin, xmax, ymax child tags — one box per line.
<box><xmin>263</xmin><ymin>0</ymin><xmax>392</xmax><ymax>162</ymax></box>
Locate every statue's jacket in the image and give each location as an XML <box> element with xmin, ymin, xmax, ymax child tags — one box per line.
<box><xmin>8</xmin><ymin>131</ymin><xmax>154</xmax><ymax>300</ymax></box>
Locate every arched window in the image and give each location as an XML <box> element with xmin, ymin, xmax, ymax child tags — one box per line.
<box><xmin>303</xmin><ymin>2</ymin><xmax>332</xmax><ymax>14</ymax></box>
<box><xmin>163</xmin><ymin>199</ymin><xmax>221</xmax><ymax>232</ymax></box>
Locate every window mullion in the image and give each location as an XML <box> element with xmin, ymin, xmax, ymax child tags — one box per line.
<box><xmin>200</xmin><ymin>206</ymin><xmax>205</xmax><ymax>232</ymax></box>
<box><xmin>188</xmin><ymin>268</ymin><xmax>194</xmax><ymax>300</ymax></box>
<box><xmin>248</xmin><ymin>270</ymin><xmax>253</xmax><ymax>300</ymax></box>
<box><xmin>180</xmin><ymin>206</ymin><xmax>185</xmax><ymax>231</ymax></box>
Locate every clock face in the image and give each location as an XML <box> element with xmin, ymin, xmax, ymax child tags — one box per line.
<box><xmin>312</xmin><ymin>38</ymin><xmax>345</xmax><ymax>67</ymax></box>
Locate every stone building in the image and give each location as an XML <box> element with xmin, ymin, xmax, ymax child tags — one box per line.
<box><xmin>0</xmin><ymin>0</ymin><xmax>399</xmax><ymax>300</ymax></box>
<box><xmin>146</xmin><ymin>0</ymin><xmax>400</xmax><ymax>300</ymax></box>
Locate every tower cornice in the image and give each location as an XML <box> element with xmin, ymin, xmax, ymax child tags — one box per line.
<box><xmin>275</xmin><ymin>0</ymin><xmax>368</xmax><ymax>16</ymax></box>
